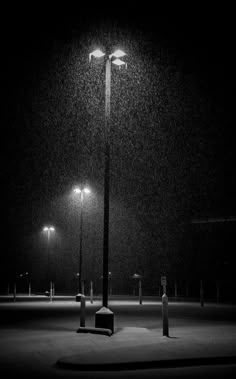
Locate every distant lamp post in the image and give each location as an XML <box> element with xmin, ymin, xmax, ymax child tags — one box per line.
<box><xmin>131</xmin><ymin>273</ymin><xmax>142</xmax><ymax>304</ymax></box>
<box><xmin>43</xmin><ymin>226</ymin><xmax>55</xmax><ymax>239</ymax></box>
<box><xmin>43</xmin><ymin>226</ymin><xmax>55</xmax><ymax>301</ymax></box>
<box><xmin>73</xmin><ymin>186</ymin><xmax>91</xmax><ymax>296</ymax></box>
<box><xmin>19</xmin><ymin>272</ymin><xmax>31</xmax><ymax>296</ymax></box>
<box><xmin>90</xmin><ymin>48</ymin><xmax>127</xmax><ymax>333</ymax></box>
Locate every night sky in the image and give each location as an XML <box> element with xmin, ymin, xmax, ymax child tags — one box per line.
<box><xmin>1</xmin><ymin>4</ymin><xmax>235</xmax><ymax>293</ymax></box>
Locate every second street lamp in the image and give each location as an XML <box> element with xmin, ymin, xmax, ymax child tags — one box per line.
<box><xmin>90</xmin><ymin>48</ymin><xmax>127</xmax><ymax>332</ymax></box>
<box><xmin>74</xmin><ymin>187</ymin><xmax>91</xmax><ymax>296</ymax></box>
<box><xmin>43</xmin><ymin>226</ymin><xmax>55</xmax><ymax>302</ymax></box>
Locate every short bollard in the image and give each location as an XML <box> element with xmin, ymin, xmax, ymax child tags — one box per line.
<box><xmin>90</xmin><ymin>281</ymin><xmax>93</xmax><ymax>304</ymax></box>
<box><xmin>80</xmin><ymin>295</ymin><xmax>86</xmax><ymax>327</ymax></box>
<box><xmin>162</xmin><ymin>293</ymin><xmax>169</xmax><ymax>337</ymax></box>
<box><xmin>139</xmin><ymin>279</ymin><xmax>142</xmax><ymax>305</ymax></box>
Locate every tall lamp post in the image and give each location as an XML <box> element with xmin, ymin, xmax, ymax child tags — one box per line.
<box><xmin>43</xmin><ymin>226</ymin><xmax>55</xmax><ymax>301</ymax></box>
<box><xmin>74</xmin><ymin>187</ymin><xmax>91</xmax><ymax>296</ymax></box>
<box><xmin>90</xmin><ymin>48</ymin><xmax>127</xmax><ymax>332</ymax></box>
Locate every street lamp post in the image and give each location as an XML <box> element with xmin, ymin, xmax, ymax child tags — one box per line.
<box><xmin>90</xmin><ymin>48</ymin><xmax>126</xmax><ymax>332</ymax></box>
<box><xmin>19</xmin><ymin>272</ymin><xmax>30</xmax><ymax>296</ymax></box>
<box><xmin>43</xmin><ymin>226</ymin><xmax>55</xmax><ymax>302</ymax></box>
<box><xmin>74</xmin><ymin>187</ymin><xmax>91</xmax><ymax>296</ymax></box>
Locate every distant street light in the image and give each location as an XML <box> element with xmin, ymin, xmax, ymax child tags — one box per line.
<box><xmin>19</xmin><ymin>272</ymin><xmax>31</xmax><ymax>296</ymax></box>
<box><xmin>73</xmin><ymin>186</ymin><xmax>91</xmax><ymax>295</ymax></box>
<box><xmin>43</xmin><ymin>226</ymin><xmax>55</xmax><ymax>301</ymax></box>
<box><xmin>43</xmin><ymin>226</ymin><xmax>55</xmax><ymax>238</ymax></box>
<box><xmin>90</xmin><ymin>48</ymin><xmax>126</xmax><ymax>313</ymax></box>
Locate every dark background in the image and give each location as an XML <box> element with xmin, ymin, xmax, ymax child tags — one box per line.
<box><xmin>1</xmin><ymin>3</ymin><xmax>235</xmax><ymax>296</ymax></box>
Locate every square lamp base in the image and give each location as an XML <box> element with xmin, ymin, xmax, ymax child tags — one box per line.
<box><xmin>95</xmin><ymin>306</ymin><xmax>114</xmax><ymax>334</ymax></box>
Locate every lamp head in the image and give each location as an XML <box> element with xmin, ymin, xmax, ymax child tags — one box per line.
<box><xmin>89</xmin><ymin>49</ymin><xmax>105</xmax><ymax>61</ymax></box>
<box><xmin>111</xmin><ymin>49</ymin><xmax>126</xmax><ymax>58</ymax></box>
<box><xmin>112</xmin><ymin>58</ymin><xmax>127</xmax><ymax>68</ymax></box>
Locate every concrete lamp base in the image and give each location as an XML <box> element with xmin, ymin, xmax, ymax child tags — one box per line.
<box><xmin>95</xmin><ymin>306</ymin><xmax>114</xmax><ymax>334</ymax></box>
<box><xmin>77</xmin><ymin>326</ymin><xmax>112</xmax><ymax>336</ymax></box>
<box><xmin>75</xmin><ymin>293</ymin><xmax>83</xmax><ymax>302</ymax></box>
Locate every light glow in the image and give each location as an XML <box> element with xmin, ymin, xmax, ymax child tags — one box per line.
<box><xmin>43</xmin><ymin>226</ymin><xmax>55</xmax><ymax>232</ymax></box>
<box><xmin>111</xmin><ymin>49</ymin><xmax>126</xmax><ymax>58</ymax></box>
<box><xmin>112</xmin><ymin>58</ymin><xmax>126</xmax><ymax>67</ymax></box>
<box><xmin>89</xmin><ymin>49</ymin><xmax>105</xmax><ymax>61</ymax></box>
<box><xmin>74</xmin><ymin>187</ymin><xmax>91</xmax><ymax>194</ymax></box>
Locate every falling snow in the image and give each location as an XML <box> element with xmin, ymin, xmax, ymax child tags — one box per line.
<box><xmin>2</xmin><ymin>8</ymin><xmax>235</xmax><ymax>295</ymax></box>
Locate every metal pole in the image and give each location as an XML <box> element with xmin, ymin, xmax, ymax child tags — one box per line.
<box><xmin>79</xmin><ymin>192</ymin><xmax>84</xmax><ymax>294</ymax></box>
<box><xmin>103</xmin><ymin>57</ymin><xmax>111</xmax><ymax>308</ymax></box>
<box><xmin>13</xmin><ymin>283</ymin><xmax>16</xmax><ymax>302</ymax></box>
<box><xmin>81</xmin><ymin>280</ymin><xmax>85</xmax><ymax>295</ymax></box>
<box><xmin>90</xmin><ymin>281</ymin><xmax>93</xmax><ymax>304</ymax></box>
<box><xmin>139</xmin><ymin>279</ymin><xmax>142</xmax><ymax>304</ymax></box>
<box><xmin>47</xmin><ymin>230</ymin><xmax>50</xmax><ymax>293</ymax></box>
<box><xmin>80</xmin><ymin>295</ymin><xmax>86</xmax><ymax>327</ymax></box>
<box><xmin>162</xmin><ymin>293</ymin><xmax>169</xmax><ymax>336</ymax></box>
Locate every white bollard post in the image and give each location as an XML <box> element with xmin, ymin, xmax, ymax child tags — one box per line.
<box><xmin>90</xmin><ymin>281</ymin><xmax>93</xmax><ymax>304</ymax></box>
<box><xmin>162</xmin><ymin>293</ymin><xmax>169</xmax><ymax>337</ymax></box>
<box><xmin>139</xmin><ymin>279</ymin><xmax>142</xmax><ymax>304</ymax></box>
<box><xmin>29</xmin><ymin>282</ymin><xmax>31</xmax><ymax>296</ymax></box>
<box><xmin>80</xmin><ymin>295</ymin><xmax>86</xmax><ymax>327</ymax></box>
